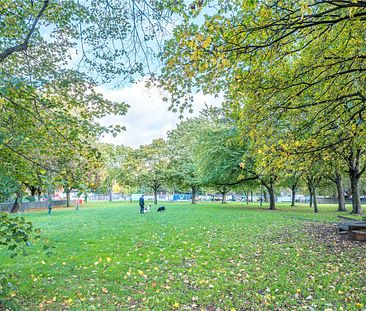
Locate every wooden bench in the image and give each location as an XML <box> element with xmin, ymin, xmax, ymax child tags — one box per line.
<box><xmin>349</xmin><ymin>223</ymin><xmax>366</xmax><ymax>231</ymax></box>
<box><xmin>337</xmin><ymin>219</ymin><xmax>366</xmax><ymax>241</ymax></box>
<box><xmin>338</xmin><ymin>221</ymin><xmax>365</xmax><ymax>231</ymax></box>
<box><xmin>350</xmin><ymin>230</ymin><xmax>366</xmax><ymax>241</ymax></box>
<box><xmin>349</xmin><ymin>224</ymin><xmax>366</xmax><ymax>241</ymax></box>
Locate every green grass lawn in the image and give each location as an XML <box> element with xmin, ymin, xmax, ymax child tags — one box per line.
<box><xmin>0</xmin><ymin>201</ymin><xmax>365</xmax><ymax>310</ymax></box>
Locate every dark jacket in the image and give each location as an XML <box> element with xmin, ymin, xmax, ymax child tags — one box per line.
<box><xmin>139</xmin><ymin>196</ymin><xmax>145</xmax><ymax>206</ymax></box>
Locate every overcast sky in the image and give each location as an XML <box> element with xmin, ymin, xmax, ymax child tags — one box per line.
<box><xmin>97</xmin><ymin>80</ymin><xmax>221</xmax><ymax>148</ymax></box>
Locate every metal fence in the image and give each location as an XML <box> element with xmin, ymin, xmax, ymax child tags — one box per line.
<box><xmin>1</xmin><ymin>195</ymin><xmax>363</xmax><ymax>212</ymax></box>
<box><xmin>317</xmin><ymin>197</ymin><xmax>366</xmax><ymax>204</ymax></box>
<box><xmin>88</xmin><ymin>193</ymin><xmax>125</xmax><ymax>201</ymax></box>
<box><xmin>0</xmin><ymin>200</ymin><xmax>76</xmax><ymax>212</ymax></box>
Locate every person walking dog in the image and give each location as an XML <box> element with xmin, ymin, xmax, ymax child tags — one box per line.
<box><xmin>139</xmin><ymin>194</ymin><xmax>145</xmax><ymax>214</ymax></box>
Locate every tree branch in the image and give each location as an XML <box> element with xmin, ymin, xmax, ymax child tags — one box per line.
<box><xmin>0</xmin><ymin>0</ymin><xmax>49</xmax><ymax>62</ymax></box>
<box><xmin>217</xmin><ymin>175</ymin><xmax>258</xmax><ymax>186</ymax></box>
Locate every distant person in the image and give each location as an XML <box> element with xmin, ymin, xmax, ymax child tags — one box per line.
<box><xmin>47</xmin><ymin>196</ymin><xmax>52</xmax><ymax>215</ymax></box>
<box><xmin>76</xmin><ymin>192</ymin><xmax>82</xmax><ymax>210</ymax></box>
<box><xmin>139</xmin><ymin>194</ymin><xmax>145</xmax><ymax>214</ymax></box>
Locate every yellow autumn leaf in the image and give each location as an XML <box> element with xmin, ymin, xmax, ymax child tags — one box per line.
<box><xmin>196</xmin><ymin>34</ymin><xmax>203</xmax><ymax>41</ymax></box>
<box><xmin>202</xmin><ymin>36</ymin><xmax>212</xmax><ymax>48</ymax></box>
<box><xmin>222</xmin><ymin>58</ymin><xmax>230</xmax><ymax>67</ymax></box>
<box><xmin>106</xmin><ymin>257</ymin><xmax>112</xmax><ymax>262</ymax></box>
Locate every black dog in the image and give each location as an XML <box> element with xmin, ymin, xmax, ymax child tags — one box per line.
<box><xmin>157</xmin><ymin>206</ymin><xmax>166</xmax><ymax>212</ymax></box>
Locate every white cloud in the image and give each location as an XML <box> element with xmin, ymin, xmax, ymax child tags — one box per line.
<box><xmin>97</xmin><ymin>81</ymin><xmax>222</xmax><ymax>148</ymax></box>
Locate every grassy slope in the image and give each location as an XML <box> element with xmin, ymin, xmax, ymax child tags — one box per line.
<box><xmin>0</xmin><ymin>201</ymin><xmax>365</xmax><ymax>310</ymax></box>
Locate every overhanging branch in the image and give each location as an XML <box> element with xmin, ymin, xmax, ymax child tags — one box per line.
<box><xmin>0</xmin><ymin>0</ymin><xmax>49</xmax><ymax>62</ymax></box>
<box><xmin>217</xmin><ymin>175</ymin><xmax>259</xmax><ymax>186</ymax></box>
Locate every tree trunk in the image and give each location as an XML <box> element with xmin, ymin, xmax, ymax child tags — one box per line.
<box><xmin>350</xmin><ymin>173</ymin><xmax>362</xmax><ymax>214</ymax></box>
<box><xmin>335</xmin><ymin>172</ymin><xmax>346</xmax><ymax>212</ymax></box>
<box><xmin>66</xmin><ymin>189</ymin><xmax>71</xmax><ymax>207</ymax></box>
<box><xmin>259</xmin><ymin>189</ymin><xmax>263</xmax><ymax>207</ymax></box>
<box><xmin>11</xmin><ymin>197</ymin><xmax>19</xmax><ymax>213</ymax></box>
<box><xmin>76</xmin><ymin>194</ymin><xmax>80</xmax><ymax>210</ymax></box>
<box><xmin>263</xmin><ymin>190</ymin><xmax>268</xmax><ymax>202</ymax></box>
<box><xmin>108</xmin><ymin>178</ymin><xmax>113</xmax><ymax>202</ymax></box>
<box><xmin>10</xmin><ymin>192</ymin><xmax>22</xmax><ymax>213</ymax></box>
<box><xmin>37</xmin><ymin>187</ymin><xmax>42</xmax><ymax>202</ymax></box>
<box><xmin>263</xmin><ymin>182</ymin><xmax>276</xmax><ymax>210</ymax></box>
<box><xmin>30</xmin><ymin>186</ymin><xmax>36</xmax><ymax>197</ymax></box>
<box><xmin>219</xmin><ymin>186</ymin><xmax>228</xmax><ymax>204</ymax></box>
<box><xmin>313</xmin><ymin>186</ymin><xmax>318</xmax><ymax>213</ymax></box>
<box><xmin>245</xmin><ymin>191</ymin><xmax>249</xmax><ymax>204</ymax></box>
<box><xmin>191</xmin><ymin>186</ymin><xmax>197</xmax><ymax>204</ymax></box>
<box><xmin>221</xmin><ymin>190</ymin><xmax>227</xmax><ymax>204</ymax></box>
<box><xmin>348</xmin><ymin>151</ymin><xmax>363</xmax><ymax>215</ymax></box>
<box><xmin>250</xmin><ymin>191</ymin><xmax>253</xmax><ymax>202</ymax></box>
<box><xmin>267</xmin><ymin>184</ymin><xmax>276</xmax><ymax>210</ymax></box>
<box><xmin>291</xmin><ymin>186</ymin><xmax>296</xmax><ymax>207</ymax></box>
<box><xmin>47</xmin><ymin>189</ymin><xmax>53</xmax><ymax>214</ymax></box>
<box><xmin>308</xmin><ymin>184</ymin><xmax>313</xmax><ymax>208</ymax></box>
<box><xmin>154</xmin><ymin>188</ymin><xmax>158</xmax><ymax>205</ymax></box>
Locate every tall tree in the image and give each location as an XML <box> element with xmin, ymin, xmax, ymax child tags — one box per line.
<box><xmin>281</xmin><ymin>172</ymin><xmax>302</xmax><ymax>207</ymax></box>
<box><xmin>99</xmin><ymin>143</ymin><xmax>131</xmax><ymax>201</ymax></box>
<box><xmin>193</xmin><ymin>118</ymin><xmax>244</xmax><ymax>204</ymax></box>
<box><xmin>138</xmin><ymin>139</ymin><xmax>170</xmax><ymax>205</ymax></box>
<box><xmin>167</xmin><ymin>118</ymin><xmax>204</xmax><ymax>204</ymax></box>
